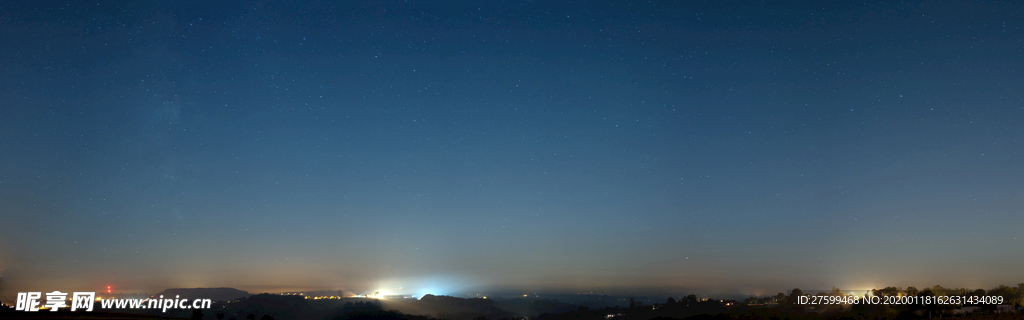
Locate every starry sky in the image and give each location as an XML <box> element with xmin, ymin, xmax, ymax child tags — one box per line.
<box><xmin>1</xmin><ymin>1</ymin><xmax>1023</xmax><ymax>299</ymax></box>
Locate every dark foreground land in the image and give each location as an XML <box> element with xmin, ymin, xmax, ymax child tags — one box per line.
<box><xmin>2</xmin><ymin>294</ymin><xmax>1022</xmax><ymax>320</ymax></box>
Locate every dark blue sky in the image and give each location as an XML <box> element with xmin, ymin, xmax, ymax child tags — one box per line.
<box><xmin>1</xmin><ymin>0</ymin><xmax>1023</xmax><ymax>298</ymax></box>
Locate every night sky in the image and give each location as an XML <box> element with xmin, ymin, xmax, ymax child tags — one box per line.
<box><xmin>2</xmin><ymin>1</ymin><xmax>1023</xmax><ymax>299</ymax></box>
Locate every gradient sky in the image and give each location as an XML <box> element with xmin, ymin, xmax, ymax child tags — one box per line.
<box><xmin>1</xmin><ymin>1</ymin><xmax>1023</xmax><ymax>299</ymax></box>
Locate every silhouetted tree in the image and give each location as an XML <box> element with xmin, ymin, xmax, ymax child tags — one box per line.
<box><xmin>1016</xmin><ymin>283</ymin><xmax>1024</xmax><ymax>307</ymax></box>
<box><xmin>906</xmin><ymin>286</ymin><xmax>918</xmax><ymax>297</ymax></box>
<box><xmin>666</xmin><ymin>297</ymin><xmax>676</xmax><ymax>305</ymax></box>
<box><xmin>914</xmin><ymin>289</ymin><xmax>938</xmax><ymax>317</ymax></box>
<box><xmin>684</xmin><ymin>294</ymin><xmax>698</xmax><ymax>304</ymax></box>
<box><xmin>971</xmin><ymin>288</ymin><xmax>986</xmax><ymax>301</ymax></box>
<box><xmin>988</xmin><ymin>285</ymin><xmax>1016</xmax><ymax>305</ymax></box>
<box><xmin>260</xmin><ymin>315</ymin><xmax>274</xmax><ymax>320</ymax></box>
<box><xmin>192</xmin><ymin>309</ymin><xmax>205</xmax><ymax>320</ymax></box>
<box><xmin>775</xmin><ymin>293</ymin><xmax>785</xmax><ymax>305</ymax></box>
<box><xmin>247</xmin><ymin>313</ymin><xmax>255</xmax><ymax>320</ymax></box>
<box><xmin>787</xmin><ymin>288</ymin><xmax>803</xmax><ymax>306</ymax></box>
<box><xmin>873</xmin><ymin>287</ymin><xmax>899</xmax><ymax>297</ymax></box>
<box><xmin>217</xmin><ymin>312</ymin><xmax>225</xmax><ymax>320</ymax></box>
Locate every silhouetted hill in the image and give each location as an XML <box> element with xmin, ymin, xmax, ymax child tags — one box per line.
<box><xmin>328</xmin><ymin>310</ymin><xmax>434</xmax><ymax>320</ymax></box>
<box><xmin>491</xmin><ymin>298</ymin><xmax>577</xmax><ymax>317</ymax></box>
<box><xmin>232</xmin><ymin>293</ymin><xmax>313</xmax><ymax>320</ymax></box>
<box><xmin>415</xmin><ymin>295</ymin><xmax>513</xmax><ymax>320</ymax></box>
<box><xmin>0</xmin><ymin>308</ymin><xmax>188</xmax><ymax>320</ymax></box>
<box><xmin>321</xmin><ymin>300</ymin><xmax>386</xmax><ymax>320</ymax></box>
<box><xmin>152</xmin><ymin>287</ymin><xmax>250</xmax><ymax>302</ymax></box>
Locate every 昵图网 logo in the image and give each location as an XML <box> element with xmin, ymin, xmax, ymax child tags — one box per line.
<box><xmin>15</xmin><ymin>291</ymin><xmax>211</xmax><ymax>312</ymax></box>
<box><xmin>15</xmin><ymin>291</ymin><xmax>95</xmax><ymax>312</ymax></box>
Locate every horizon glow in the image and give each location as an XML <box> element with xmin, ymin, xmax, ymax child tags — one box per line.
<box><xmin>1</xmin><ymin>0</ymin><xmax>1022</xmax><ymax>302</ymax></box>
